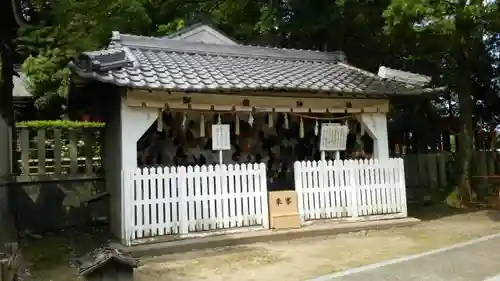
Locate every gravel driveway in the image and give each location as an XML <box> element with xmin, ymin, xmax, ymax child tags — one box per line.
<box><xmin>136</xmin><ymin>210</ymin><xmax>500</xmax><ymax>281</ymax></box>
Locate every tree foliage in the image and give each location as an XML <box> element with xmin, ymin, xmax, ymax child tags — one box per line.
<box><xmin>383</xmin><ymin>0</ymin><xmax>500</xmax><ymax>205</ymax></box>
<box><xmin>7</xmin><ymin>0</ymin><xmax>500</xmax><ymax>205</ymax></box>
<box><xmin>15</xmin><ymin>0</ymin><xmax>151</xmax><ymax>116</ymax></box>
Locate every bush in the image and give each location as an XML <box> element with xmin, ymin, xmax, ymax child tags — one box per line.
<box><xmin>16</xmin><ymin>120</ymin><xmax>105</xmax><ymax>128</ymax></box>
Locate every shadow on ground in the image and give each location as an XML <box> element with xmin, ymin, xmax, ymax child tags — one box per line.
<box><xmin>409</xmin><ymin>203</ymin><xmax>500</xmax><ymax>222</ymax></box>
<box><xmin>486</xmin><ymin>210</ymin><xmax>500</xmax><ymax>222</ymax></box>
<box><xmin>21</xmin><ymin>224</ymin><xmax>113</xmax><ymax>275</ymax></box>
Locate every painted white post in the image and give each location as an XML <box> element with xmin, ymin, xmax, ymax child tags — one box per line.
<box><xmin>120</xmin><ymin>169</ymin><xmax>132</xmax><ymax>246</ymax></box>
<box><xmin>259</xmin><ymin>163</ymin><xmax>270</xmax><ymax>229</ymax></box>
<box><xmin>348</xmin><ymin>160</ymin><xmax>359</xmax><ymax>219</ymax></box>
<box><xmin>398</xmin><ymin>158</ymin><xmax>408</xmax><ymax>217</ymax></box>
<box><xmin>120</xmin><ymin>170</ymin><xmax>126</xmax><ymax>245</ymax></box>
<box><xmin>177</xmin><ymin>166</ymin><xmax>189</xmax><ymax>235</ymax></box>
<box><xmin>294</xmin><ymin>161</ymin><xmax>305</xmax><ymax>224</ymax></box>
<box><xmin>318</xmin><ymin>158</ymin><xmax>326</xmax><ymax>216</ymax></box>
<box><xmin>357</xmin><ymin>113</ymin><xmax>390</xmax><ymax>160</ymax></box>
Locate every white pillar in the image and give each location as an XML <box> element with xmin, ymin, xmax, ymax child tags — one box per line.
<box><xmin>357</xmin><ymin>113</ymin><xmax>389</xmax><ymax>159</ymax></box>
<box><xmin>115</xmin><ymin>100</ymin><xmax>156</xmax><ymax>243</ymax></box>
<box><xmin>120</xmin><ymin>99</ymin><xmax>157</xmax><ymax>170</ymax></box>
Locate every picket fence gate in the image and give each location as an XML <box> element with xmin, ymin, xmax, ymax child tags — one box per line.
<box><xmin>121</xmin><ymin>163</ymin><xmax>269</xmax><ymax>245</ymax></box>
<box><xmin>294</xmin><ymin>158</ymin><xmax>407</xmax><ymax>223</ymax></box>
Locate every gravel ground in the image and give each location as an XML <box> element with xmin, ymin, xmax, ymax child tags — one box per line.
<box><xmin>136</xmin><ymin>209</ymin><xmax>500</xmax><ymax>281</ymax></box>
<box><xmin>24</xmin><ymin>207</ymin><xmax>500</xmax><ymax>281</ymax></box>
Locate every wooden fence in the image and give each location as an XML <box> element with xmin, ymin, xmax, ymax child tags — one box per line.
<box><xmin>401</xmin><ymin>151</ymin><xmax>499</xmax><ymax>202</ymax></box>
<box><xmin>122</xmin><ymin>163</ymin><xmax>269</xmax><ymax>245</ymax></box>
<box><xmin>10</xmin><ymin>127</ymin><xmax>106</xmax><ymax>233</ymax></box>
<box><xmin>14</xmin><ymin>126</ymin><xmax>103</xmax><ymax>181</ymax></box>
<box><xmin>294</xmin><ymin>159</ymin><xmax>407</xmax><ymax>223</ymax></box>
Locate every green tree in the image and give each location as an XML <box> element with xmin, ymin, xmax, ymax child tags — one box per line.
<box><xmin>16</xmin><ymin>0</ymin><xmax>151</xmax><ymax>117</ymax></box>
<box><xmin>384</xmin><ymin>0</ymin><xmax>500</xmax><ymax>206</ymax></box>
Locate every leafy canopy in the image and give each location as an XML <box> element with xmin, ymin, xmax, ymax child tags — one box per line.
<box><xmin>16</xmin><ymin>0</ymin><xmax>151</xmax><ymax>114</ymax></box>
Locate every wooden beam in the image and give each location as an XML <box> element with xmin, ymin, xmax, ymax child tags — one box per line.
<box><xmin>125</xmin><ymin>89</ymin><xmax>390</xmax><ymax>113</ymax></box>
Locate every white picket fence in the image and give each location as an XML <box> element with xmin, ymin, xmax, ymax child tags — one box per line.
<box><xmin>121</xmin><ymin>163</ymin><xmax>269</xmax><ymax>245</ymax></box>
<box><xmin>294</xmin><ymin>158</ymin><xmax>407</xmax><ymax>223</ymax></box>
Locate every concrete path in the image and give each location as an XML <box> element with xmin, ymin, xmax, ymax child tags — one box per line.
<box><xmin>309</xmin><ymin>233</ymin><xmax>500</xmax><ymax>281</ymax></box>
<box><xmin>119</xmin><ymin>217</ymin><xmax>419</xmax><ymax>257</ymax></box>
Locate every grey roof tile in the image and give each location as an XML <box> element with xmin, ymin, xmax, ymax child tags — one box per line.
<box><xmin>71</xmin><ymin>32</ymin><xmax>436</xmax><ymax>95</ymax></box>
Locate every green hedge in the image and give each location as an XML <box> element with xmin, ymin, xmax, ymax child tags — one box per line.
<box><xmin>16</xmin><ymin>120</ymin><xmax>105</xmax><ymax>129</ymax></box>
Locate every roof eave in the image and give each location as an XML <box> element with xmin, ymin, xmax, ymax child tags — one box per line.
<box><xmin>385</xmin><ymin>86</ymin><xmax>446</xmax><ymax>97</ymax></box>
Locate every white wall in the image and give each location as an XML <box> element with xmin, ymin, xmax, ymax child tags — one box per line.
<box><xmin>117</xmin><ymin>99</ymin><xmax>156</xmax><ymax>243</ymax></box>
<box><xmin>105</xmin><ymin>95</ymin><xmax>157</xmax><ymax>243</ymax></box>
<box><xmin>357</xmin><ymin>113</ymin><xmax>390</xmax><ymax>159</ymax></box>
<box><xmin>120</xmin><ymin>99</ymin><xmax>157</xmax><ymax>170</ymax></box>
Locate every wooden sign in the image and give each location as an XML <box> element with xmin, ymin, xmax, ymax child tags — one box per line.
<box><xmin>268</xmin><ymin>191</ymin><xmax>300</xmax><ymax>229</ymax></box>
<box><xmin>211</xmin><ymin>124</ymin><xmax>231</xmax><ymax>151</ymax></box>
<box><xmin>320</xmin><ymin>124</ymin><xmax>349</xmax><ymax>151</ymax></box>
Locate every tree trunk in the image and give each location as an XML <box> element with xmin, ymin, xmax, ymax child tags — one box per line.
<box><xmin>0</xmin><ymin>0</ymin><xmax>18</xmax><ymax>252</ymax></box>
<box><xmin>0</xmin><ymin>39</ymin><xmax>17</xmax><ymax>250</ymax></box>
<box><xmin>447</xmin><ymin>4</ymin><xmax>475</xmax><ymax>207</ymax></box>
<box><xmin>455</xmin><ymin>81</ymin><xmax>473</xmax><ymax>205</ymax></box>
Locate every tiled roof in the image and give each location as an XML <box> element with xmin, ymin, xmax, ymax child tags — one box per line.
<box><xmin>71</xmin><ymin>32</ymin><xmax>436</xmax><ymax>95</ymax></box>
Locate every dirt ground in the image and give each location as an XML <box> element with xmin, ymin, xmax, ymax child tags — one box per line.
<box><xmin>23</xmin><ymin>207</ymin><xmax>500</xmax><ymax>281</ymax></box>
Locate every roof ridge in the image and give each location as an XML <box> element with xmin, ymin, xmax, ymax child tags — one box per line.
<box><xmin>164</xmin><ymin>23</ymin><xmax>239</xmax><ymax>45</ymax></box>
<box><xmin>111</xmin><ymin>31</ymin><xmax>346</xmax><ymax>62</ymax></box>
<box><xmin>338</xmin><ymin>62</ymin><xmax>382</xmax><ymax>79</ymax></box>
<box><xmin>378</xmin><ymin>66</ymin><xmax>431</xmax><ymax>86</ymax></box>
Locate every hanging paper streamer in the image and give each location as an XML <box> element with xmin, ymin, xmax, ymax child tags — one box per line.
<box><xmin>157</xmin><ymin>109</ymin><xmax>163</xmax><ymax>132</ymax></box>
<box><xmin>141</xmin><ymin>102</ymin><xmax>152</xmax><ymax>119</ymax></box>
<box><xmin>314</xmin><ymin>120</ymin><xmax>319</xmax><ymax>136</ymax></box>
<box><xmin>181</xmin><ymin>113</ymin><xmax>187</xmax><ymax>129</ymax></box>
<box><xmin>235</xmin><ymin>115</ymin><xmax>240</xmax><ymax>136</ymax></box>
<box><xmin>199</xmin><ymin>113</ymin><xmax>205</xmax><ymax>137</ymax></box>
<box><xmin>284</xmin><ymin>113</ymin><xmax>289</xmax><ymax>129</ymax></box>
<box><xmin>299</xmin><ymin>117</ymin><xmax>304</xmax><ymax>138</ymax></box>
<box><xmin>268</xmin><ymin>113</ymin><xmax>273</xmax><ymax>128</ymax></box>
<box><xmin>248</xmin><ymin>112</ymin><xmax>254</xmax><ymax>127</ymax></box>
<box><xmin>217</xmin><ymin>114</ymin><xmax>222</xmax><ymax>124</ymax></box>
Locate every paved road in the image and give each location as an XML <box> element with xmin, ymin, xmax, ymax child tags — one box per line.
<box><xmin>309</xmin><ymin>234</ymin><xmax>500</xmax><ymax>281</ymax></box>
<box><xmin>485</xmin><ymin>274</ymin><xmax>500</xmax><ymax>281</ymax></box>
